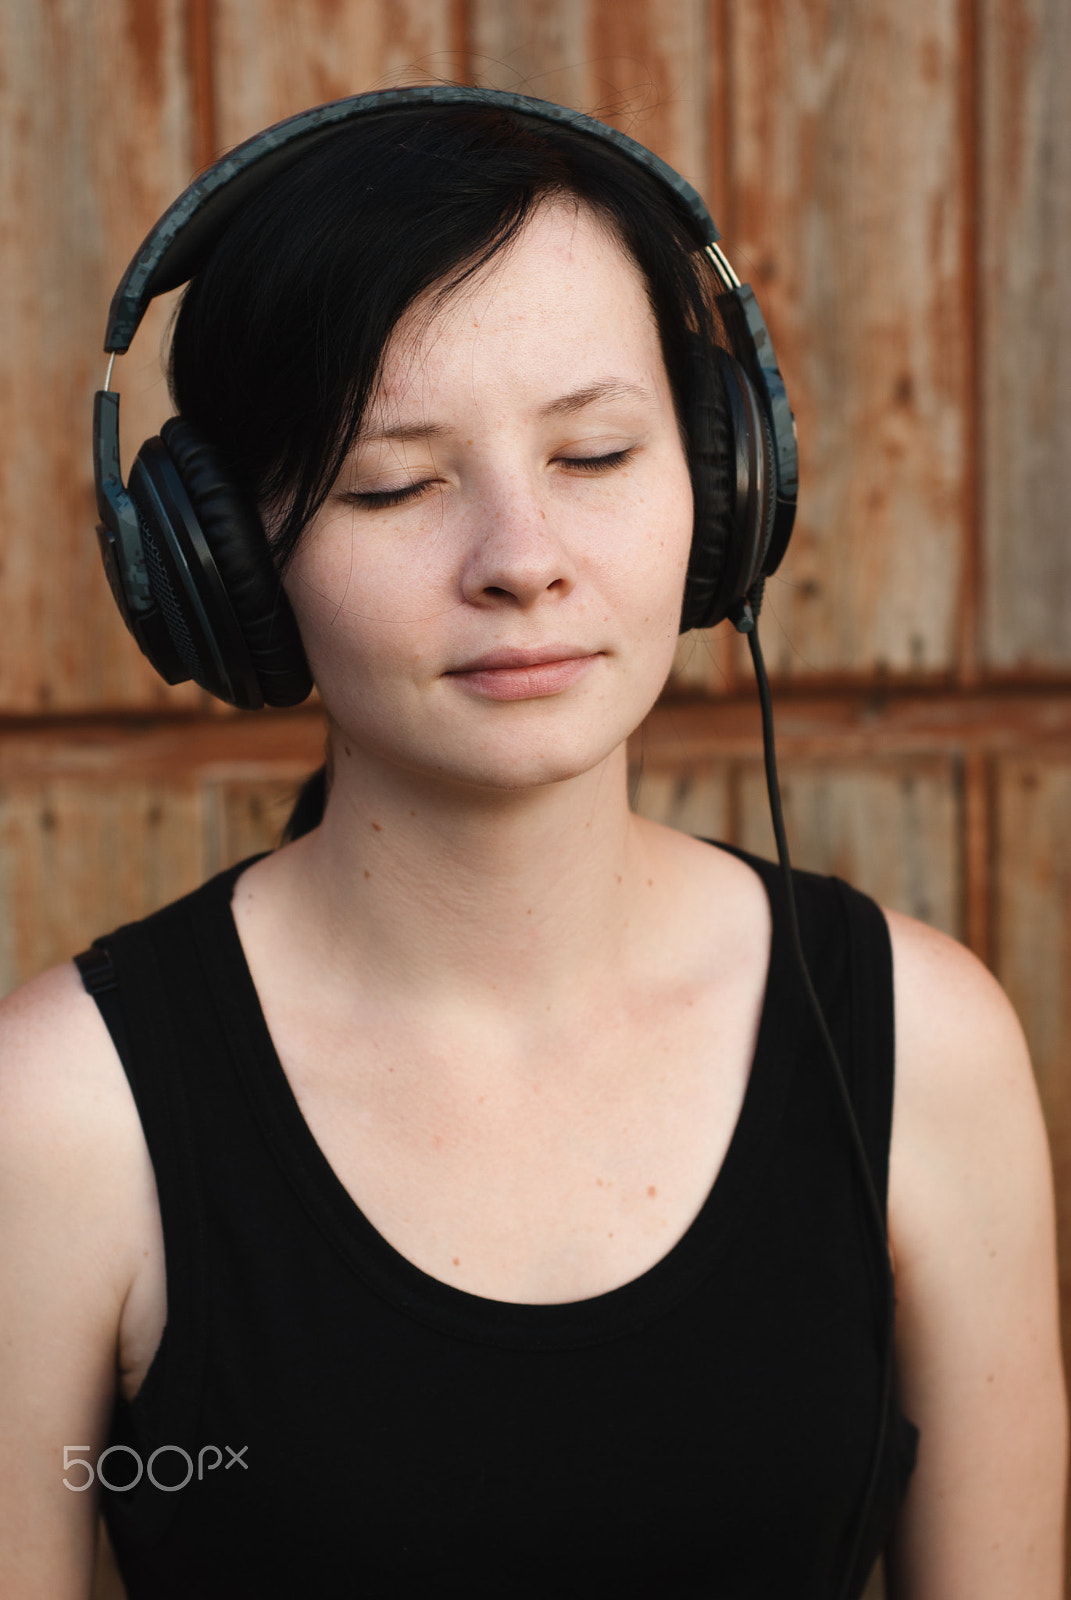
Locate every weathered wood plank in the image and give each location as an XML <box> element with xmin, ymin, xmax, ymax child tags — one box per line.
<box><xmin>0</xmin><ymin>708</ymin><xmax>326</xmax><ymax>781</ymax></box>
<box><xmin>586</xmin><ymin>0</ymin><xmax>708</xmax><ymax>185</ymax></box>
<box><xmin>201</xmin><ymin>774</ymin><xmax>305</xmax><ymax>874</ymax></box>
<box><xmin>211</xmin><ymin>0</ymin><xmax>460</xmax><ymax>148</ymax></box>
<box><xmin>722</xmin><ymin>0</ymin><xmax>967</xmax><ymax>680</ymax></box>
<box><xmin>0</xmin><ymin>0</ymin><xmax>201</xmax><ymax>712</ymax></box>
<box><xmin>734</xmin><ymin>757</ymin><xmax>964</xmax><ymax>936</ymax></box>
<box><xmin>470</xmin><ymin>0</ymin><xmax>592</xmax><ymax>110</ymax></box>
<box><xmin>0</xmin><ymin>764</ymin><xmax>320</xmax><ymax>995</ymax></box>
<box><xmin>0</xmin><ymin>708</ymin><xmax>323</xmax><ymax>991</ymax></box>
<box><xmin>470</xmin><ymin>0</ymin><xmax>708</xmax><ymax>186</ymax></box>
<box><xmin>962</xmin><ymin>751</ymin><xmax>994</xmax><ymax>964</ymax></box>
<box><xmin>992</xmin><ymin>757</ymin><xmax>1071</xmax><ymax>1592</ymax></box>
<box><xmin>631</xmin><ymin>686</ymin><xmax>1071</xmax><ymax>763</ymax></box>
<box><xmin>994</xmin><ymin>760</ymin><xmax>1071</xmax><ymax>1121</ymax></box>
<box><xmin>979</xmin><ymin>0</ymin><xmax>1071</xmax><ymax>669</ymax></box>
<box><xmin>0</xmin><ymin>778</ymin><xmax>204</xmax><ymax>992</ymax></box>
<box><xmin>0</xmin><ymin>711</ymin><xmax>324</xmax><ymax>993</ymax></box>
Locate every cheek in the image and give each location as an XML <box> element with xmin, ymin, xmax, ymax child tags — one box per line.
<box><xmin>615</xmin><ymin>457</ymin><xmax>694</xmax><ymax>619</ymax></box>
<box><xmin>283</xmin><ymin>531</ymin><xmax>452</xmax><ymax>733</ymax></box>
<box><xmin>636</xmin><ymin>467</ymin><xmax>694</xmax><ymax>665</ymax></box>
<box><xmin>285</xmin><ymin>514</ymin><xmax>446</xmax><ymax>637</ymax></box>
<box><xmin>282</xmin><ymin>535</ymin><xmax>379</xmax><ymax>696</ymax></box>
<box><xmin>663</xmin><ymin>447</ymin><xmax>697</xmax><ymax>579</ymax></box>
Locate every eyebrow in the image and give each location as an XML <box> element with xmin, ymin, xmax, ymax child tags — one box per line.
<box><xmin>357</xmin><ymin>420</ymin><xmax>451</xmax><ymax>445</ymax></box>
<box><xmin>357</xmin><ymin>378</ymin><xmax>655</xmax><ymax>444</ymax></box>
<box><xmin>538</xmin><ymin>379</ymin><xmax>655</xmax><ymax>418</ymax></box>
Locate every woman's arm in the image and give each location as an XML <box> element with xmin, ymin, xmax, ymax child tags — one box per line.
<box><xmin>885</xmin><ymin>911</ymin><xmax>1067</xmax><ymax>1598</ymax></box>
<box><xmin>0</xmin><ymin>963</ymin><xmax>146</xmax><ymax>1598</ymax></box>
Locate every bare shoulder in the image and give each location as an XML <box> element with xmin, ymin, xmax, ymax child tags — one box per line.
<box><xmin>885</xmin><ymin>906</ymin><xmax>1029</xmax><ymax>1058</ymax></box>
<box><xmin>881</xmin><ymin>911</ymin><xmax>1066</xmax><ymax>1598</ymax></box>
<box><xmin>0</xmin><ymin>962</ymin><xmax>154</xmax><ymax>1596</ymax></box>
<box><xmin>0</xmin><ymin>957</ymin><xmax>140</xmax><ymax>1163</ymax></box>
<box><xmin>0</xmin><ymin>958</ymin><xmax>155</xmax><ymax>1311</ymax></box>
<box><xmin>884</xmin><ymin>906</ymin><xmax>1055</xmax><ymax>1329</ymax></box>
<box><xmin>884</xmin><ymin>909</ymin><xmax>1041</xmax><ymax>1149</ymax></box>
<box><xmin>883</xmin><ymin>910</ymin><xmax>1055</xmax><ymax>1255</ymax></box>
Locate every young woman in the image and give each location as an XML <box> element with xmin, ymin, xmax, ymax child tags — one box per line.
<box><xmin>0</xmin><ymin>91</ymin><xmax>1064</xmax><ymax>1599</ymax></box>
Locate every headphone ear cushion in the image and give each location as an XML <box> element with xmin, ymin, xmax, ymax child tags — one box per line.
<box><xmin>683</xmin><ymin>347</ymin><xmax>781</xmax><ymax>634</ymax></box>
<box><xmin>159</xmin><ymin>418</ymin><xmax>312</xmax><ymax>707</ymax></box>
<box><xmin>681</xmin><ymin>346</ymin><xmax>735</xmax><ymax>633</ymax></box>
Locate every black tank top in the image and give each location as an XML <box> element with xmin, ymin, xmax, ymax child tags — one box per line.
<box><xmin>80</xmin><ymin>844</ymin><xmax>916</xmax><ymax>1599</ymax></box>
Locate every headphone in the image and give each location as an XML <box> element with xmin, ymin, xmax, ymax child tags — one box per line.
<box><xmin>93</xmin><ymin>85</ymin><xmax>798</xmax><ymax>709</ymax></box>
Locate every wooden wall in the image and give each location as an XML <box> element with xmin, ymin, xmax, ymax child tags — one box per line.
<box><xmin>1</xmin><ymin>2</ymin><xmax>1068</xmax><ymax>1594</ymax></box>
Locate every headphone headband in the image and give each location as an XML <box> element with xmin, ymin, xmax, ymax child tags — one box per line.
<box><xmin>105</xmin><ymin>86</ymin><xmax>721</xmax><ymax>355</ymax></box>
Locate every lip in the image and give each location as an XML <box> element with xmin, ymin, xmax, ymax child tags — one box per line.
<box><xmin>448</xmin><ymin>645</ymin><xmax>598</xmax><ymax>673</ymax></box>
<box><xmin>445</xmin><ymin>646</ymin><xmax>602</xmax><ymax>702</ymax></box>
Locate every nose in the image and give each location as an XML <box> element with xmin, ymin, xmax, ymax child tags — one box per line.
<box><xmin>459</xmin><ymin>476</ymin><xmax>577</xmax><ymax>610</ymax></box>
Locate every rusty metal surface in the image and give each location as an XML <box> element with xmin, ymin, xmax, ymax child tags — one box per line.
<box><xmin>981</xmin><ymin>0</ymin><xmax>1071</xmax><ymax>669</ymax></box>
<box><xmin>0</xmin><ymin>0</ymin><xmax>200</xmax><ymax>712</ymax></box>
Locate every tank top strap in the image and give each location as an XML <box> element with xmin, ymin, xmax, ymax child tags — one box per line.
<box><xmin>711</xmin><ymin>842</ymin><xmax>896</xmax><ymax>1216</ymax></box>
<box><xmin>827</xmin><ymin>873</ymin><xmax>896</xmax><ymax>1217</ymax></box>
<box><xmin>75</xmin><ymin>855</ymin><xmax>263</xmax><ymax>1541</ymax></box>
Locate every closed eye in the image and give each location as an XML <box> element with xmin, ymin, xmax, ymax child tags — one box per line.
<box><xmin>341</xmin><ymin>480</ymin><xmax>439</xmax><ymax>509</ymax></box>
<box><xmin>557</xmin><ymin>448</ymin><xmax>635</xmax><ymax>474</ymax></box>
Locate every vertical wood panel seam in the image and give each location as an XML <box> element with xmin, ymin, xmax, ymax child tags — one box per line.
<box><xmin>708</xmin><ymin>0</ymin><xmax>731</xmax><ymax>227</ymax></box>
<box><xmin>957</xmin><ymin>0</ymin><xmax>982</xmax><ymax>686</ymax></box>
<box><xmin>451</xmin><ymin>0</ymin><xmax>472</xmax><ymax>83</ymax></box>
<box><xmin>187</xmin><ymin>0</ymin><xmax>218</xmax><ymax>171</ymax></box>
<box><xmin>727</xmin><ymin>760</ymin><xmax>744</xmax><ymax>848</ymax></box>
<box><xmin>963</xmin><ymin>749</ymin><xmax>993</xmax><ymax>962</ymax></box>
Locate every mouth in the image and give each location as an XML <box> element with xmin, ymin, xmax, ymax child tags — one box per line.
<box><xmin>444</xmin><ymin>646</ymin><xmax>602</xmax><ymax>702</ymax></box>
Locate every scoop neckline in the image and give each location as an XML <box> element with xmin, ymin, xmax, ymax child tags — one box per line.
<box><xmin>198</xmin><ymin>841</ymin><xmax>802</xmax><ymax>1351</ymax></box>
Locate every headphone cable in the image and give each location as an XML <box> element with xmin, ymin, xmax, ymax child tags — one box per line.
<box><xmin>742</xmin><ymin>610</ymin><xmax>897</xmax><ymax>1599</ymax></box>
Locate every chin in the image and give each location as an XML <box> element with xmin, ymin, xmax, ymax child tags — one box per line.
<box><xmin>421</xmin><ymin>729</ymin><xmax>630</xmax><ymax>795</ymax></box>
<box><xmin>323</xmin><ymin>711</ymin><xmax>634</xmax><ymax>800</ymax></box>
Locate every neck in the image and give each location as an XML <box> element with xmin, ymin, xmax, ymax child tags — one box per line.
<box><xmin>284</xmin><ymin>739</ymin><xmax>655</xmax><ymax>1011</ymax></box>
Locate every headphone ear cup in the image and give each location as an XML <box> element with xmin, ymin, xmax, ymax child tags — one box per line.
<box><xmin>682</xmin><ymin>347</ymin><xmax>777</xmax><ymax>634</ymax></box>
<box><xmin>682</xmin><ymin>346</ymin><xmax>729</xmax><ymax>633</ymax></box>
<box><xmin>120</xmin><ymin>477</ymin><xmax>215</xmax><ymax>690</ymax></box>
<box><xmin>128</xmin><ymin>420</ymin><xmax>312</xmax><ymax>708</ymax></box>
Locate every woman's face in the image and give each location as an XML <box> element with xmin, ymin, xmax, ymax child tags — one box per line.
<box><xmin>283</xmin><ymin>199</ymin><xmax>695</xmax><ymax>796</ymax></box>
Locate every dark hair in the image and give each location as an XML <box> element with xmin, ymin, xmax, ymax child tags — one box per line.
<box><xmin>168</xmin><ymin>103</ymin><xmax>734</xmax><ymax>838</ymax></box>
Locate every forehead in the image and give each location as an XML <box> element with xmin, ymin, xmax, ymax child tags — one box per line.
<box><xmin>369</xmin><ymin>200</ymin><xmax>662</xmax><ymax>416</ymax></box>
